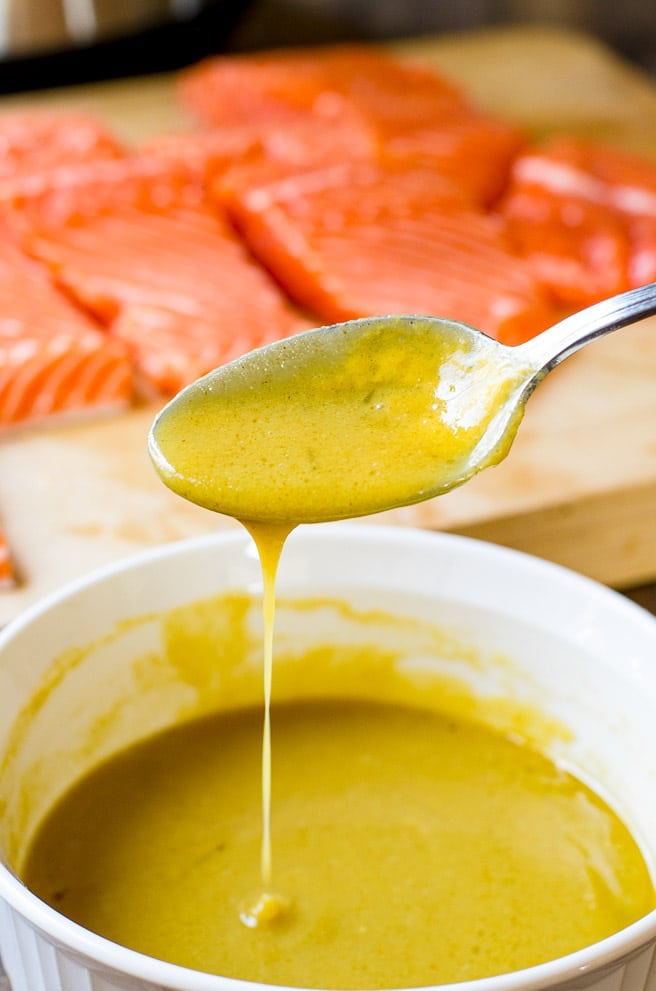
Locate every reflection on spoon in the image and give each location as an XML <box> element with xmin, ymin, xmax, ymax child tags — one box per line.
<box><xmin>148</xmin><ymin>282</ymin><xmax>656</xmax><ymax>525</ymax></box>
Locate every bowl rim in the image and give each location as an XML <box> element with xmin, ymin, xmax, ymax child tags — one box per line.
<box><xmin>1</xmin><ymin>523</ymin><xmax>656</xmax><ymax>991</ymax></box>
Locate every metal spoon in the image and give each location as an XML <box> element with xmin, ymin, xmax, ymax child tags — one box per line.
<box><xmin>149</xmin><ymin>282</ymin><xmax>656</xmax><ymax>524</ymax></box>
<box><xmin>510</xmin><ymin>279</ymin><xmax>656</xmax><ymax>389</ymax></box>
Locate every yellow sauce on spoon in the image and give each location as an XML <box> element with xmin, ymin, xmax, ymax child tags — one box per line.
<box><xmin>149</xmin><ymin>316</ymin><xmax>537</xmax><ymax>525</ymax></box>
<box><xmin>147</xmin><ymin>317</ymin><xmax>538</xmax><ymax>924</ymax></box>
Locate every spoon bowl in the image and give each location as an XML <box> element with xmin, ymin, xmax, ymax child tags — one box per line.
<box><xmin>149</xmin><ymin>282</ymin><xmax>656</xmax><ymax>525</ymax></box>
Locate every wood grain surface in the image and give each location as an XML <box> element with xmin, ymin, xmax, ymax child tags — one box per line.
<box><xmin>0</xmin><ymin>25</ymin><xmax>655</xmax><ymax>625</ymax></box>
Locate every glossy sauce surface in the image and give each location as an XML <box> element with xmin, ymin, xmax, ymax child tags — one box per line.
<box><xmin>22</xmin><ymin>698</ymin><xmax>654</xmax><ymax>989</ymax></box>
<box><xmin>149</xmin><ymin>317</ymin><xmax>535</xmax><ymax>524</ymax></box>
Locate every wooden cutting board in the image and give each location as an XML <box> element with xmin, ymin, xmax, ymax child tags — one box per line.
<box><xmin>0</xmin><ymin>24</ymin><xmax>655</xmax><ymax>625</ymax></box>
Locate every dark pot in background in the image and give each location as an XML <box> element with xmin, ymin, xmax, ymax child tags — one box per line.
<box><xmin>0</xmin><ymin>0</ymin><xmax>253</xmax><ymax>92</ymax></box>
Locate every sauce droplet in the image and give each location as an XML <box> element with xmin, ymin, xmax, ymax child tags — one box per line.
<box><xmin>240</xmin><ymin>891</ymin><xmax>292</xmax><ymax>929</ymax></box>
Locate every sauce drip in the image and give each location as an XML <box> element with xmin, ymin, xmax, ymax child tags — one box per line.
<box><xmin>241</xmin><ymin>522</ymin><xmax>291</xmax><ymax>912</ymax></box>
<box><xmin>147</xmin><ymin>318</ymin><xmax>539</xmax><ymax>919</ymax></box>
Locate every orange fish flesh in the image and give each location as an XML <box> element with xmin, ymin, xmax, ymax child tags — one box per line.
<box><xmin>501</xmin><ymin>137</ymin><xmax>656</xmax><ymax>304</ymax></box>
<box><xmin>0</xmin><ymin>235</ymin><xmax>133</xmax><ymax>429</ymax></box>
<box><xmin>24</xmin><ymin>202</ymin><xmax>306</xmax><ymax>395</ymax></box>
<box><xmin>217</xmin><ymin>159</ymin><xmax>555</xmax><ymax>345</ymax></box>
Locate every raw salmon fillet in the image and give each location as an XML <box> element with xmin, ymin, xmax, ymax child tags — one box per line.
<box><xmin>24</xmin><ymin>203</ymin><xmax>306</xmax><ymax>395</ymax></box>
<box><xmin>180</xmin><ymin>44</ymin><xmax>467</xmax><ymax>130</ymax></box>
<box><xmin>139</xmin><ymin>111</ymin><xmax>379</xmax><ymax>186</ymax></box>
<box><xmin>218</xmin><ymin>159</ymin><xmax>555</xmax><ymax>345</ymax></box>
<box><xmin>139</xmin><ymin>126</ymin><xmax>269</xmax><ymax>182</ymax></box>
<box><xmin>0</xmin><ymin>110</ymin><xmax>125</xmax><ymax>215</ymax></box>
<box><xmin>501</xmin><ymin>137</ymin><xmax>656</xmax><ymax>304</ymax></box>
<box><xmin>0</xmin><ymin>236</ymin><xmax>133</xmax><ymax>429</ymax></box>
<box><xmin>378</xmin><ymin>110</ymin><xmax>524</xmax><ymax>206</ymax></box>
<box><xmin>206</xmin><ymin>109</ymin><xmax>523</xmax><ymax>210</ymax></box>
<box><xmin>179</xmin><ymin>45</ymin><xmax>524</xmax><ymax>207</ymax></box>
<box><xmin>502</xmin><ymin>182</ymin><xmax>631</xmax><ymax>307</ymax></box>
<box><xmin>0</xmin><ymin>110</ymin><xmax>123</xmax><ymax>178</ymax></box>
<box><xmin>0</xmin><ymin>153</ymin><xmax>203</xmax><ymax>227</ymax></box>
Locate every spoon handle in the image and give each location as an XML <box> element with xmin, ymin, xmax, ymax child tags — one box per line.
<box><xmin>518</xmin><ymin>282</ymin><xmax>656</xmax><ymax>372</ymax></box>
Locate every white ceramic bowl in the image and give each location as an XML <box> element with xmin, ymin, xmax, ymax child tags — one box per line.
<box><xmin>1</xmin><ymin>524</ymin><xmax>656</xmax><ymax>991</ymax></box>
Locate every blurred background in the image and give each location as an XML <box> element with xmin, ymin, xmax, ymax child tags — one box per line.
<box><xmin>0</xmin><ymin>0</ymin><xmax>655</xmax><ymax>93</ymax></box>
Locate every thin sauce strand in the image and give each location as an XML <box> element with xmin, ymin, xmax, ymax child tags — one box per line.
<box><xmin>242</xmin><ymin>522</ymin><xmax>294</xmax><ymax>901</ymax></box>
